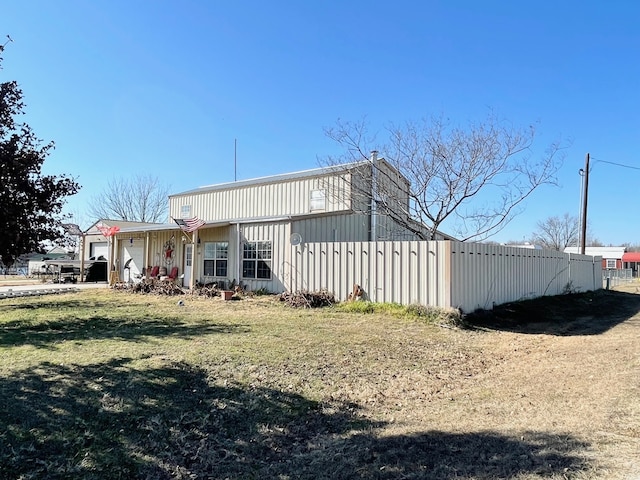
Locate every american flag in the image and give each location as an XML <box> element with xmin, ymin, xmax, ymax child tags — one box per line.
<box><xmin>173</xmin><ymin>217</ymin><xmax>206</xmax><ymax>232</ymax></box>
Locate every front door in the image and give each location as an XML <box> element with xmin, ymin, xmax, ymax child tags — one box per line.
<box><xmin>184</xmin><ymin>244</ymin><xmax>193</xmax><ymax>288</ymax></box>
<box><xmin>122</xmin><ymin>241</ymin><xmax>144</xmax><ymax>283</ymax></box>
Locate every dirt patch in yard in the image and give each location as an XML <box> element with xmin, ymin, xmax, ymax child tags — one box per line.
<box><xmin>455</xmin><ymin>287</ymin><xmax>640</xmax><ymax>478</ymax></box>
<box><xmin>464</xmin><ymin>289</ymin><xmax>640</xmax><ymax>335</ymax></box>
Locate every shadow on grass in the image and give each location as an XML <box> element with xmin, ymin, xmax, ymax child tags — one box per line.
<box><xmin>0</xmin><ymin>298</ymin><xmax>113</xmax><ymax>311</ymax></box>
<box><xmin>0</xmin><ymin>358</ymin><xmax>592</xmax><ymax>479</ymax></box>
<box><xmin>464</xmin><ymin>290</ymin><xmax>640</xmax><ymax>336</ymax></box>
<box><xmin>0</xmin><ymin>316</ymin><xmax>249</xmax><ymax>348</ymax></box>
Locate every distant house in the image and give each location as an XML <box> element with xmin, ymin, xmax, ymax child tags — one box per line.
<box><xmin>89</xmin><ymin>157</ymin><xmax>454</xmax><ymax>290</ymax></box>
<box><xmin>621</xmin><ymin>251</ymin><xmax>640</xmax><ymax>276</ymax></box>
<box><xmin>564</xmin><ymin>246</ymin><xmax>626</xmax><ymax>270</ymax></box>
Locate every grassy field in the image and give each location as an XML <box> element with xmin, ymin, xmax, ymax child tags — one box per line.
<box><xmin>0</xmin><ymin>287</ymin><xmax>638</xmax><ymax>479</ymax></box>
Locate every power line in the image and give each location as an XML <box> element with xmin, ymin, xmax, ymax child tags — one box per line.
<box><xmin>591</xmin><ymin>157</ymin><xmax>640</xmax><ymax>171</ymax></box>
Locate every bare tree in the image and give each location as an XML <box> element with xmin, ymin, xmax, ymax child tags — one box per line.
<box><xmin>88</xmin><ymin>174</ymin><xmax>169</xmax><ymax>223</ymax></box>
<box><xmin>323</xmin><ymin>113</ymin><xmax>566</xmax><ymax>241</ymax></box>
<box><xmin>531</xmin><ymin>213</ymin><xmax>580</xmax><ymax>251</ymax></box>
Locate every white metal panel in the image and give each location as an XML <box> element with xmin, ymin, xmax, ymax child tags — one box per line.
<box><xmin>448</xmin><ymin>242</ymin><xmax>595</xmax><ymax>313</ymax></box>
<box><xmin>287</xmin><ymin>240</ymin><xmax>600</xmax><ymax>310</ymax></box>
<box><xmin>287</xmin><ymin>240</ymin><xmax>451</xmax><ymax>307</ymax></box>
<box><xmin>569</xmin><ymin>254</ymin><xmax>603</xmax><ymax>292</ymax></box>
<box><xmin>121</xmin><ymin>239</ymin><xmax>145</xmax><ymax>282</ymax></box>
<box><xmin>169</xmin><ymin>172</ymin><xmax>354</xmax><ymax>222</ymax></box>
<box><xmin>291</xmin><ymin>214</ymin><xmax>369</xmax><ymax>244</ymax></box>
<box><xmin>90</xmin><ymin>242</ymin><xmax>108</xmax><ymax>259</ymax></box>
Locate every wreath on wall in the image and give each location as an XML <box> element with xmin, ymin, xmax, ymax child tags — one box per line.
<box><xmin>163</xmin><ymin>237</ymin><xmax>175</xmax><ymax>265</ymax></box>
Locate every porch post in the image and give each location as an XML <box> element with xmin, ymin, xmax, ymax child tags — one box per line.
<box><xmin>190</xmin><ymin>230</ymin><xmax>198</xmax><ymax>290</ymax></box>
<box><xmin>79</xmin><ymin>234</ymin><xmax>86</xmax><ymax>282</ymax></box>
<box><xmin>236</xmin><ymin>223</ymin><xmax>241</xmax><ymax>285</ymax></box>
<box><xmin>145</xmin><ymin>231</ymin><xmax>150</xmax><ymax>279</ymax></box>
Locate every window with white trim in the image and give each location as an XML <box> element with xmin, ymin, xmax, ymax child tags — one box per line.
<box><xmin>203</xmin><ymin>242</ymin><xmax>228</xmax><ymax>277</ymax></box>
<box><xmin>242</xmin><ymin>241</ymin><xmax>272</xmax><ymax>279</ymax></box>
<box><xmin>310</xmin><ymin>189</ymin><xmax>326</xmax><ymax>212</ymax></box>
<box><xmin>180</xmin><ymin>205</ymin><xmax>191</xmax><ymax>218</ymax></box>
<box><xmin>606</xmin><ymin>258</ymin><xmax>617</xmax><ymax>269</ymax></box>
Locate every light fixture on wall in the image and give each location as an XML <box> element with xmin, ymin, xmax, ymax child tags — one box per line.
<box><xmin>129</xmin><ymin>237</ymin><xmax>133</xmax><ymax>244</ymax></box>
<box><xmin>197</xmin><ymin>238</ymin><xmax>201</xmax><ymax>244</ymax></box>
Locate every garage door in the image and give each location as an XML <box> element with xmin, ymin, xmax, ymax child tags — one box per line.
<box><xmin>121</xmin><ymin>239</ymin><xmax>144</xmax><ymax>282</ymax></box>
<box><xmin>90</xmin><ymin>241</ymin><xmax>108</xmax><ymax>259</ymax></box>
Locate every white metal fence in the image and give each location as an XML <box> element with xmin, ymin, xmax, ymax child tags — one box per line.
<box><xmin>603</xmin><ymin>268</ymin><xmax>633</xmax><ymax>288</ymax></box>
<box><xmin>286</xmin><ymin>241</ymin><xmax>602</xmax><ymax>312</ymax></box>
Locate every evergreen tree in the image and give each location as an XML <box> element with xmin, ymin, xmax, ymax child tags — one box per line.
<box><xmin>0</xmin><ymin>40</ymin><xmax>80</xmax><ymax>266</ymax></box>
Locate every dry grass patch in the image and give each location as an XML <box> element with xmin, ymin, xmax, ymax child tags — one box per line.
<box><xmin>0</xmin><ymin>288</ymin><xmax>638</xmax><ymax>479</ymax></box>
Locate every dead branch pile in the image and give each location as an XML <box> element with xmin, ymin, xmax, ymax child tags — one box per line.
<box><xmin>278</xmin><ymin>290</ymin><xmax>336</xmax><ymax>308</ymax></box>
<box><xmin>110</xmin><ymin>282</ymin><xmax>130</xmax><ymax>292</ymax></box>
<box><xmin>112</xmin><ymin>280</ymin><xmax>185</xmax><ymax>296</ymax></box>
<box><xmin>191</xmin><ymin>284</ymin><xmax>221</xmax><ymax>298</ymax></box>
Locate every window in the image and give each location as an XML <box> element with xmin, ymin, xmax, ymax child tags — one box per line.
<box><xmin>242</xmin><ymin>241</ymin><xmax>272</xmax><ymax>279</ymax></box>
<box><xmin>180</xmin><ymin>204</ymin><xmax>191</xmax><ymax>218</ymax></box>
<box><xmin>310</xmin><ymin>189</ymin><xmax>326</xmax><ymax>211</ymax></box>
<box><xmin>185</xmin><ymin>244</ymin><xmax>193</xmax><ymax>268</ymax></box>
<box><xmin>203</xmin><ymin>242</ymin><xmax>228</xmax><ymax>277</ymax></box>
<box><xmin>606</xmin><ymin>258</ymin><xmax>617</xmax><ymax>269</ymax></box>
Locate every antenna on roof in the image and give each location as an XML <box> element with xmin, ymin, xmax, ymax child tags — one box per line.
<box><xmin>234</xmin><ymin>138</ymin><xmax>237</xmax><ymax>182</ymax></box>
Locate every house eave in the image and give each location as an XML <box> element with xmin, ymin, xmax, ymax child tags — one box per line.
<box><xmin>169</xmin><ymin>158</ymin><xmax>404</xmax><ymax>198</ymax></box>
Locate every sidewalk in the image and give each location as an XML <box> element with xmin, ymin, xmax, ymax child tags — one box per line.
<box><xmin>0</xmin><ymin>280</ymin><xmax>108</xmax><ymax>295</ymax></box>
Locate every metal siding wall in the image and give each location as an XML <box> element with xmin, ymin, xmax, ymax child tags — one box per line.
<box><xmin>569</xmin><ymin>254</ymin><xmax>603</xmax><ymax>292</ymax></box>
<box><xmin>349</xmin><ymin>166</ymin><xmax>372</xmax><ymax>212</ymax></box>
<box><xmin>170</xmin><ymin>173</ymin><xmax>353</xmax><ymax>221</ymax></box>
<box><xmin>197</xmin><ymin>226</ymin><xmax>230</xmax><ymax>242</ymax></box>
<box><xmin>288</xmin><ymin>241</ymin><xmax>450</xmax><ymax>306</ymax></box>
<box><xmin>291</xmin><ymin>214</ymin><xmax>369</xmax><ymax>243</ymax></box>
<box><xmin>449</xmin><ymin>242</ymin><xmax>598</xmax><ymax>312</ymax></box>
<box><xmin>239</xmin><ymin>222</ymin><xmax>288</xmax><ymax>293</ymax></box>
<box><xmin>192</xmin><ymin>226</ymin><xmax>234</xmax><ymax>285</ymax></box>
<box><xmin>336</xmin><ymin>243</ymin><xmax>348</xmax><ymax>300</ymax></box>
<box><xmin>147</xmin><ymin>231</ymin><xmax>176</xmax><ymax>269</ymax></box>
<box><xmin>287</xmin><ymin>241</ymin><xmax>600</xmax><ymax>310</ymax></box>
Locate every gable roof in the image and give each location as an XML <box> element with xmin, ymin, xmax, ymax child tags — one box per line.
<box><xmin>170</xmin><ymin>159</ymin><xmax>405</xmax><ymax>198</ymax></box>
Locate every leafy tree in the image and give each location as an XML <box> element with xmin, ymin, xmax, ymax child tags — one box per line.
<box><xmin>323</xmin><ymin>113</ymin><xmax>566</xmax><ymax>241</ymax></box>
<box><xmin>531</xmin><ymin>213</ymin><xmax>580</xmax><ymax>251</ymax></box>
<box><xmin>87</xmin><ymin>174</ymin><xmax>169</xmax><ymax>223</ymax></box>
<box><xmin>0</xmin><ymin>41</ymin><xmax>80</xmax><ymax>267</ymax></box>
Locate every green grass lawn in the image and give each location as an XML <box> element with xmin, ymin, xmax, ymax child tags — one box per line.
<box><xmin>0</xmin><ymin>289</ymin><xmax>638</xmax><ymax>479</ymax></box>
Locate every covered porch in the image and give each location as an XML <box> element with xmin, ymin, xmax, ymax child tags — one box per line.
<box><xmin>107</xmin><ymin>221</ymin><xmax>234</xmax><ymax>289</ymax></box>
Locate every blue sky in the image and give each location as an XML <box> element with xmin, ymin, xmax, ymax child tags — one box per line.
<box><xmin>3</xmin><ymin>1</ymin><xmax>639</xmax><ymax>244</ymax></box>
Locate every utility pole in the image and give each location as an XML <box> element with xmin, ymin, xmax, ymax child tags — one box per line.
<box><xmin>580</xmin><ymin>153</ymin><xmax>590</xmax><ymax>254</ymax></box>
